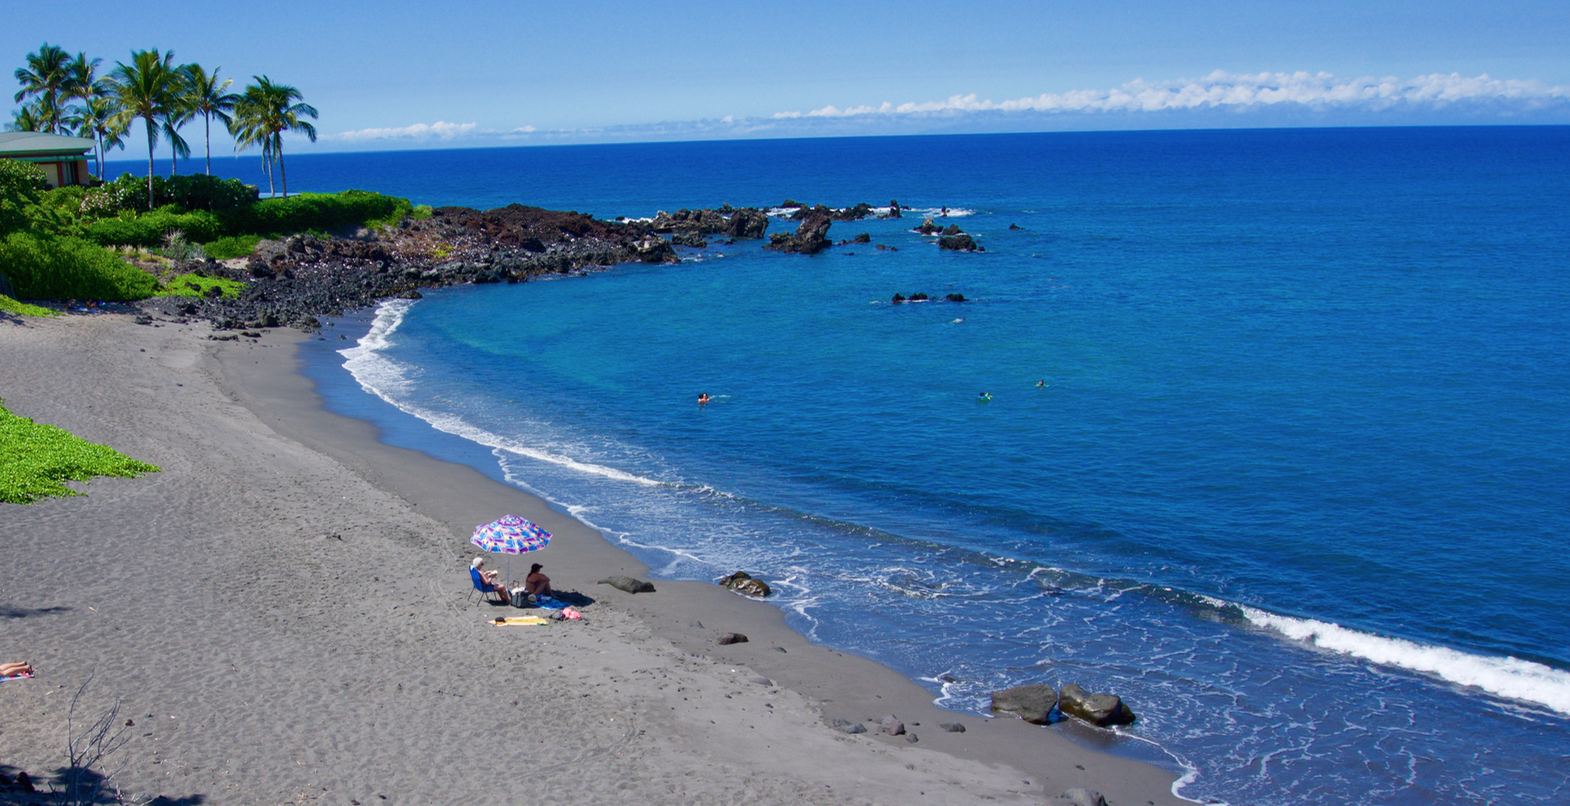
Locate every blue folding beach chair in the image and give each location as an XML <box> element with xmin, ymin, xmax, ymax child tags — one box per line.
<box><xmin>468</xmin><ymin>567</ymin><xmax>507</xmax><ymax>605</ymax></box>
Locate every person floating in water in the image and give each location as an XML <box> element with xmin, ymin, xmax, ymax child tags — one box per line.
<box><xmin>978</xmin><ymin>392</ymin><xmax>992</xmax><ymax>401</ymax></box>
<box><xmin>1035</xmin><ymin>379</ymin><xmax>1046</xmax><ymax>388</ymax></box>
<box><xmin>698</xmin><ymin>392</ymin><xmax>711</xmax><ymax>405</ymax></box>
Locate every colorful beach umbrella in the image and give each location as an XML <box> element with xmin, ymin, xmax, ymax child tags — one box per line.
<box><xmin>471</xmin><ymin>514</ymin><xmax>551</xmax><ymax>583</ymax></box>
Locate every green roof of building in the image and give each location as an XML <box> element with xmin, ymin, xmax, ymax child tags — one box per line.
<box><xmin>0</xmin><ymin>131</ymin><xmax>95</xmax><ymax>157</ymax></box>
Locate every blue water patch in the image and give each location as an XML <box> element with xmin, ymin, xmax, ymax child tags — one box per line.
<box><xmin>292</xmin><ymin>127</ymin><xmax>1570</xmax><ymax>806</ymax></box>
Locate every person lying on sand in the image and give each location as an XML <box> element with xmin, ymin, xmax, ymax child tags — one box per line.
<box><xmin>1</xmin><ymin>661</ymin><xmax>34</xmax><ymax>678</ymax></box>
<box><xmin>525</xmin><ymin>563</ymin><xmax>554</xmax><ymax>597</ymax></box>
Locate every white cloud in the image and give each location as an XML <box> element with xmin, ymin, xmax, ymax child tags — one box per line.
<box><xmin>331</xmin><ymin>121</ymin><xmax>479</xmax><ymax>141</ymax></box>
<box><xmin>773</xmin><ymin>71</ymin><xmax>1570</xmax><ymax>119</ymax></box>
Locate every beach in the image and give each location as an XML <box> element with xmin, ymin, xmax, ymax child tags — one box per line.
<box><xmin>0</xmin><ymin>309</ymin><xmax>1186</xmax><ymax>805</ymax></box>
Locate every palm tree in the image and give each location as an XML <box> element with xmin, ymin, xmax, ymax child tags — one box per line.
<box><xmin>108</xmin><ymin>49</ymin><xmax>180</xmax><ymax>209</ymax></box>
<box><xmin>232</xmin><ymin>76</ymin><xmax>316</xmax><ymax>197</ymax></box>
<box><xmin>163</xmin><ymin>97</ymin><xmax>193</xmax><ymax>176</ymax></box>
<box><xmin>229</xmin><ymin>83</ymin><xmax>276</xmax><ymax>194</ymax></box>
<box><xmin>6</xmin><ymin>103</ymin><xmax>48</xmax><ymax>132</ymax></box>
<box><xmin>181</xmin><ymin>64</ymin><xmax>237</xmax><ymax>175</ymax></box>
<box><xmin>66</xmin><ymin>96</ymin><xmax>126</xmax><ymax>178</ymax></box>
<box><xmin>13</xmin><ymin>43</ymin><xmax>72</xmax><ymax>134</ymax></box>
<box><xmin>62</xmin><ymin>53</ymin><xmax>115</xmax><ymax>176</ymax></box>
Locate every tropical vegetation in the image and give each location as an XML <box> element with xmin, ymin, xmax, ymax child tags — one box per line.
<box><xmin>3</xmin><ymin>43</ymin><xmax>413</xmax><ymax>310</ymax></box>
<box><xmin>10</xmin><ymin>42</ymin><xmax>319</xmax><ymax>207</ymax></box>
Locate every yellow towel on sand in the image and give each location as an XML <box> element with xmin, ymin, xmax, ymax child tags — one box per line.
<box><xmin>490</xmin><ymin>616</ymin><xmax>549</xmax><ymax>626</ymax></box>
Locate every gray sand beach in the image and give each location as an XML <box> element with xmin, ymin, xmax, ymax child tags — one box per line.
<box><xmin>1</xmin><ymin>311</ymin><xmax>1187</xmax><ymax>805</ymax></box>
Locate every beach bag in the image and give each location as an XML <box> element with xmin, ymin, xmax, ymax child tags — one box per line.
<box><xmin>510</xmin><ymin>589</ymin><xmax>529</xmax><ymax>608</ymax></box>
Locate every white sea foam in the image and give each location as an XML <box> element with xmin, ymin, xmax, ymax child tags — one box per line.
<box><xmin>1225</xmin><ymin>599</ymin><xmax>1570</xmax><ymax>715</ymax></box>
<box><xmin>339</xmin><ymin>299</ymin><xmax>664</xmax><ymax>492</ymax></box>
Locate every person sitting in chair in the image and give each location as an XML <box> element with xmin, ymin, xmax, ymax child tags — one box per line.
<box><xmin>525</xmin><ymin>563</ymin><xmax>554</xmax><ymax>598</ymax></box>
<box><xmin>470</xmin><ymin>557</ymin><xmax>507</xmax><ymax>601</ymax></box>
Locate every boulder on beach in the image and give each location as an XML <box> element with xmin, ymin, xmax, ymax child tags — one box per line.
<box><xmin>989</xmin><ymin>683</ymin><xmax>1058</xmax><ymax>724</ymax></box>
<box><xmin>1058</xmin><ymin>683</ymin><xmax>1136</xmax><ymax>727</ymax></box>
<box><xmin>717</xmin><ymin>632</ymin><xmax>749</xmax><ymax>645</ymax></box>
<box><xmin>597</xmin><ymin>576</ymin><xmax>656</xmax><ymax>594</ymax></box>
<box><xmin>1061</xmin><ymin>787</ymin><xmax>1108</xmax><ymax>806</ymax></box>
<box><xmin>718</xmin><ymin>571</ymin><xmax>772</xmax><ymax>597</ymax></box>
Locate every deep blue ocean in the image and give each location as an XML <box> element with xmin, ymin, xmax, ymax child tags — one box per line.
<box><xmin>109</xmin><ymin>127</ymin><xmax>1570</xmax><ymax>804</ymax></box>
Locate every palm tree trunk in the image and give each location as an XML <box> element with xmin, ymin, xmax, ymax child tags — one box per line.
<box><xmin>278</xmin><ymin>140</ymin><xmax>287</xmax><ymax>198</ymax></box>
<box><xmin>145</xmin><ymin>118</ymin><xmax>155</xmax><ymax>210</ymax></box>
<box><xmin>204</xmin><ymin>114</ymin><xmax>212</xmax><ymax>175</ymax></box>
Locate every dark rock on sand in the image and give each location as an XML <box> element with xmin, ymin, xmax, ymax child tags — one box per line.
<box><xmin>718</xmin><ymin>571</ymin><xmax>772</xmax><ymax>597</ymax></box>
<box><xmin>1058</xmin><ymin>684</ymin><xmax>1137</xmax><ymax>727</ymax></box>
<box><xmin>1061</xmin><ymin>787</ymin><xmax>1108</xmax><ymax>806</ymax></box>
<box><xmin>832</xmin><ymin>719</ymin><xmax>867</xmax><ymax>734</ymax></box>
<box><xmin>598</xmin><ymin>576</ymin><xmax>656</xmax><ymax>594</ymax></box>
<box><xmin>717</xmin><ymin>633</ymin><xmax>749</xmax><ymax>645</ymax></box>
<box><xmin>938</xmin><ymin>722</ymin><xmax>967</xmax><ymax>733</ymax></box>
<box><xmin>938</xmin><ymin>234</ymin><xmax>983</xmax><ymax>252</ymax></box>
<box><xmin>765</xmin><ymin>210</ymin><xmax>833</xmax><ymax>254</ymax></box>
<box><xmin>879</xmin><ymin>716</ymin><xmax>906</xmax><ymax>735</ymax></box>
<box><xmin>990</xmin><ymin>683</ymin><xmax>1059</xmax><ymax>725</ymax></box>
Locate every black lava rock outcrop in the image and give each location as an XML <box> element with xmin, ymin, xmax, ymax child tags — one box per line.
<box><xmin>765</xmin><ymin>211</ymin><xmax>833</xmax><ymax>254</ymax></box>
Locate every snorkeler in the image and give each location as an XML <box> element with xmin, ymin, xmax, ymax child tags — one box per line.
<box><xmin>698</xmin><ymin>393</ymin><xmax>711</xmax><ymax>405</ymax></box>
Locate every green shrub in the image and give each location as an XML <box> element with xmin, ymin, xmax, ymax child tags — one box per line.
<box><xmin>203</xmin><ymin>233</ymin><xmax>263</xmax><ymax>259</ymax></box>
<box><xmin>81</xmin><ymin>207</ymin><xmax>223</xmax><ymax>247</ymax></box>
<box><xmin>80</xmin><ymin>173</ymin><xmax>257</xmax><ymax>218</ymax></box>
<box><xmin>1</xmin><ymin>160</ymin><xmax>48</xmax><ymax>233</ymax></box>
<box><xmin>0</xmin><ymin>399</ymin><xmax>159</xmax><ymax>504</ymax></box>
<box><xmin>0</xmin><ymin>232</ymin><xmax>158</xmax><ymax>300</ymax></box>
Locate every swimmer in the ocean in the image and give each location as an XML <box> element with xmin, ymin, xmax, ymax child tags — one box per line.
<box><xmin>978</xmin><ymin>392</ymin><xmax>992</xmax><ymax>401</ymax></box>
<box><xmin>698</xmin><ymin>393</ymin><xmax>711</xmax><ymax>405</ymax></box>
<box><xmin>1035</xmin><ymin>379</ymin><xmax>1046</xmax><ymax>388</ymax></box>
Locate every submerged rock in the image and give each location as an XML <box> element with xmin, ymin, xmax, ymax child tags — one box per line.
<box><xmin>718</xmin><ymin>571</ymin><xmax>772</xmax><ymax>597</ymax></box>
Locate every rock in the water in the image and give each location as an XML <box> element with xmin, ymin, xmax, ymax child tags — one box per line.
<box><xmin>764</xmin><ymin>211</ymin><xmax>833</xmax><ymax>254</ymax></box>
<box><xmin>1058</xmin><ymin>684</ymin><xmax>1136</xmax><ymax>726</ymax></box>
<box><xmin>989</xmin><ymin>683</ymin><xmax>1058</xmax><ymax>724</ymax></box>
<box><xmin>939</xmin><ymin>722</ymin><xmax>967</xmax><ymax>733</ymax></box>
<box><xmin>597</xmin><ymin>576</ymin><xmax>656</xmax><ymax>594</ymax></box>
<box><xmin>717</xmin><ymin>632</ymin><xmax>749</xmax><ymax>645</ymax></box>
<box><xmin>1061</xmin><ymin>787</ymin><xmax>1107</xmax><ymax>806</ymax></box>
<box><xmin>718</xmin><ymin>571</ymin><xmax>772</xmax><ymax>597</ymax></box>
<box><xmin>938</xmin><ymin>233</ymin><xmax>983</xmax><ymax>252</ymax></box>
<box><xmin>915</xmin><ymin>217</ymin><xmax>943</xmax><ymax>235</ymax></box>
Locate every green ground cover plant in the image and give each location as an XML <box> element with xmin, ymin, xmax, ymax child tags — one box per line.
<box><xmin>0</xmin><ymin>399</ymin><xmax>159</xmax><ymax>504</ymax></box>
<box><xmin>0</xmin><ymin>294</ymin><xmax>58</xmax><ymax>317</ymax></box>
<box><xmin>157</xmin><ymin>272</ymin><xmax>242</xmax><ymax>298</ymax></box>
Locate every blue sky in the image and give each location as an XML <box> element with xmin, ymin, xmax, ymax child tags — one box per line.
<box><xmin>7</xmin><ymin>0</ymin><xmax>1569</xmax><ymax>154</ymax></box>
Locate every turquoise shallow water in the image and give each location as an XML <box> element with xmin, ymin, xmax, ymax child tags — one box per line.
<box><xmin>155</xmin><ymin>127</ymin><xmax>1570</xmax><ymax>804</ymax></box>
